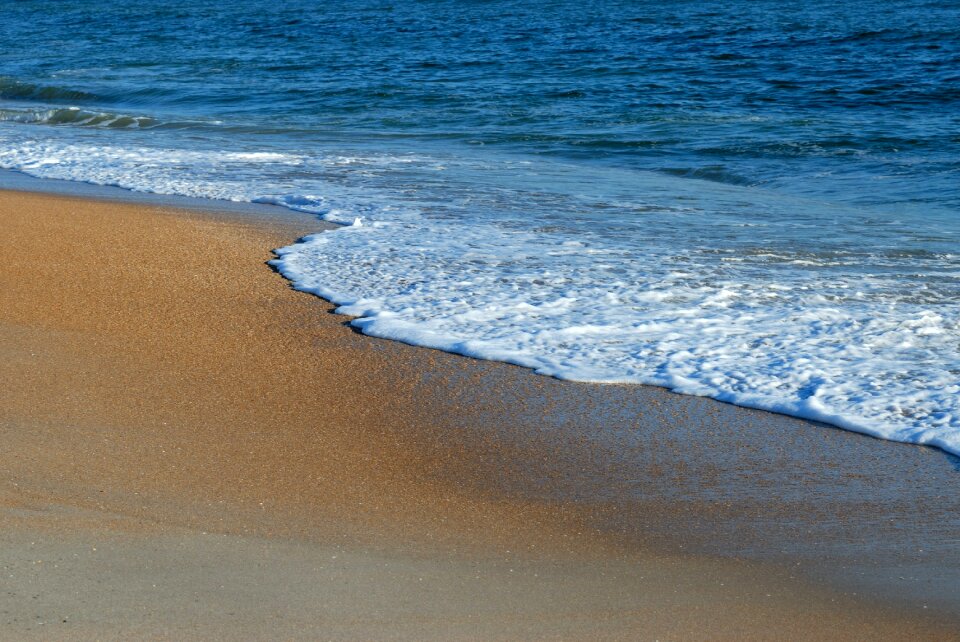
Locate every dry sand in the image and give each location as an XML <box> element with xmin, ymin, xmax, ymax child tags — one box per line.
<box><xmin>0</xmin><ymin>189</ymin><xmax>956</xmax><ymax>639</ymax></box>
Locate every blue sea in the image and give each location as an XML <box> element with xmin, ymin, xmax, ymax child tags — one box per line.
<box><xmin>2</xmin><ymin>0</ymin><xmax>959</xmax><ymax>454</ymax></box>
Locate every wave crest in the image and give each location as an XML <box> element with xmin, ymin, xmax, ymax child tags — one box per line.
<box><xmin>0</xmin><ymin>77</ymin><xmax>101</xmax><ymax>103</ymax></box>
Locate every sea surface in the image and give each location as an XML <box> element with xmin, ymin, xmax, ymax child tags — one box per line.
<box><xmin>2</xmin><ymin>0</ymin><xmax>959</xmax><ymax>455</ymax></box>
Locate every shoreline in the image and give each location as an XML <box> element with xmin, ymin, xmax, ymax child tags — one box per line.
<box><xmin>1</xmin><ymin>187</ymin><xmax>958</xmax><ymax>638</ymax></box>
<box><xmin>6</xmin><ymin>167</ymin><xmax>954</xmax><ymax>462</ymax></box>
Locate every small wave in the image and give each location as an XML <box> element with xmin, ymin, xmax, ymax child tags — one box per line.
<box><xmin>0</xmin><ymin>106</ymin><xmax>219</xmax><ymax>131</ymax></box>
<box><xmin>661</xmin><ymin>165</ymin><xmax>755</xmax><ymax>186</ymax></box>
<box><xmin>0</xmin><ymin>77</ymin><xmax>101</xmax><ymax>103</ymax></box>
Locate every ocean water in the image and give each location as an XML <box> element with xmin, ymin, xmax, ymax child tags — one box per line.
<box><xmin>2</xmin><ymin>0</ymin><xmax>959</xmax><ymax>454</ymax></box>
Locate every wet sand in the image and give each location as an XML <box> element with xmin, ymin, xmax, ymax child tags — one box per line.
<box><xmin>1</xmin><ymin>189</ymin><xmax>957</xmax><ymax>639</ymax></box>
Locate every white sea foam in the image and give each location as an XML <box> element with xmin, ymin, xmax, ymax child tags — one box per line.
<box><xmin>272</xmin><ymin>208</ymin><xmax>960</xmax><ymax>457</ymax></box>
<box><xmin>2</xmin><ymin>125</ymin><xmax>958</xmax><ymax>457</ymax></box>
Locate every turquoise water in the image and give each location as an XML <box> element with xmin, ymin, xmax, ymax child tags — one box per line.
<box><xmin>2</xmin><ymin>0</ymin><xmax>959</xmax><ymax>453</ymax></box>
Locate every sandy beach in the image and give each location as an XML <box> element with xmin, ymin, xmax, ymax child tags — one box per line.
<box><xmin>1</xmin><ymin>188</ymin><xmax>957</xmax><ymax>640</ymax></box>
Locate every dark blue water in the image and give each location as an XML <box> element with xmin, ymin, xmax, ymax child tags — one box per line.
<box><xmin>2</xmin><ymin>0</ymin><xmax>958</xmax><ymax>208</ymax></box>
<box><xmin>2</xmin><ymin>0</ymin><xmax>959</xmax><ymax>454</ymax></box>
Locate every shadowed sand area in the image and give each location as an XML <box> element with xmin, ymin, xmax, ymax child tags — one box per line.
<box><xmin>1</xmin><ymin>189</ymin><xmax>958</xmax><ymax>639</ymax></box>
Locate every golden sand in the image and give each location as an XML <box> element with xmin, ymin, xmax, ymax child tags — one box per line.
<box><xmin>0</xmin><ymin>190</ymin><xmax>953</xmax><ymax>639</ymax></box>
